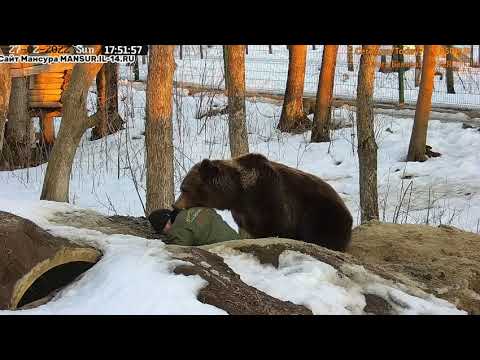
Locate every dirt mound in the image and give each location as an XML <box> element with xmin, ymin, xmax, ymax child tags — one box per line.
<box><xmin>348</xmin><ymin>221</ymin><xmax>480</xmax><ymax>314</ymax></box>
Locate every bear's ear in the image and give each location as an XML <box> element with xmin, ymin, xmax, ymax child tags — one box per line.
<box><xmin>199</xmin><ymin>159</ymin><xmax>220</xmax><ymax>180</ymax></box>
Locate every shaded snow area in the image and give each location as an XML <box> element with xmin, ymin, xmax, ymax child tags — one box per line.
<box><xmin>215</xmin><ymin>248</ymin><xmax>466</xmax><ymax>315</ymax></box>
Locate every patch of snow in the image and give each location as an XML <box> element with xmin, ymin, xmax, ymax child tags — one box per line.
<box><xmin>216</xmin><ymin>248</ymin><xmax>466</xmax><ymax>315</ymax></box>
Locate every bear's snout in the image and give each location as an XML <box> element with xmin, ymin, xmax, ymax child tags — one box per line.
<box><xmin>173</xmin><ymin>194</ymin><xmax>187</xmax><ymax>210</ymax></box>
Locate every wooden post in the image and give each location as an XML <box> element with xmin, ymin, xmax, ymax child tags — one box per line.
<box><xmin>223</xmin><ymin>45</ymin><xmax>229</xmax><ymax>93</ymax></box>
<box><xmin>39</xmin><ymin>110</ymin><xmax>55</xmax><ymax>146</ymax></box>
<box><xmin>133</xmin><ymin>57</ymin><xmax>140</xmax><ymax>82</ymax></box>
<box><xmin>398</xmin><ymin>45</ymin><xmax>405</xmax><ymax>105</ymax></box>
<box><xmin>445</xmin><ymin>45</ymin><xmax>455</xmax><ymax>94</ymax></box>
<box><xmin>415</xmin><ymin>45</ymin><xmax>422</xmax><ymax>86</ymax></box>
<box><xmin>347</xmin><ymin>45</ymin><xmax>354</xmax><ymax>71</ymax></box>
<box><xmin>470</xmin><ymin>45</ymin><xmax>474</xmax><ymax>67</ymax></box>
<box><xmin>379</xmin><ymin>53</ymin><xmax>387</xmax><ymax>72</ymax></box>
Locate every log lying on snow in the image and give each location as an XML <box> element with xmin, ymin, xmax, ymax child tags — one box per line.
<box><xmin>49</xmin><ymin>209</ymin><xmax>162</xmax><ymax>240</ymax></box>
<box><xmin>167</xmin><ymin>245</ymin><xmax>312</xmax><ymax>315</ymax></box>
<box><xmin>0</xmin><ymin>211</ymin><xmax>102</xmax><ymax>310</ymax></box>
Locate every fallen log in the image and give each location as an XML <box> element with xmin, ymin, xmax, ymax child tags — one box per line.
<box><xmin>0</xmin><ymin>211</ymin><xmax>102</xmax><ymax>310</ymax></box>
<box><xmin>167</xmin><ymin>245</ymin><xmax>312</xmax><ymax>315</ymax></box>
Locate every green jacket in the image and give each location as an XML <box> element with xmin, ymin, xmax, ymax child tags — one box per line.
<box><xmin>165</xmin><ymin>207</ymin><xmax>241</xmax><ymax>246</ymax></box>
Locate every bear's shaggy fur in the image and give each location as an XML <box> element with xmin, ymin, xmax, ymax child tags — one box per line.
<box><xmin>173</xmin><ymin>153</ymin><xmax>353</xmax><ymax>251</ymax></box>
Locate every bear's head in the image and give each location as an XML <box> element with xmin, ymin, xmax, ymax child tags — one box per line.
<box><xmin>173</xmin><ymin>159</ymin><xmax>241</xmax><ymax>210</ymax></box>
<box><xmin>173</xmin><ymin>153</ymin><xmax>276</xmax><ymax>211</ymax></box>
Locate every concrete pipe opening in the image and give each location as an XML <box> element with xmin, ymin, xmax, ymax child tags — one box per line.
<box><xmin>17</xmin><ymin>261</ymin><xmax>96</xmax><ymax>309</ymax></box>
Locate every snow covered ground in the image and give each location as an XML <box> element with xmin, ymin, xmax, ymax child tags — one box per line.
<box><xmin>0</xmin><ymin>51</ymin><xmax>479</xmax><ymax>314</ymax></box>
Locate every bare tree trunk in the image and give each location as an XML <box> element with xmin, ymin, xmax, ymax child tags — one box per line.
<box><xmin>199</xmin><ymin>45</ymin><xmax>204</xmax><ymax>59</ymax></box>
<box><xmin>0</xmin><ymin>62</ymin><xmax>11</xmax><ymax>154</ymax></box>
<box><xmin>415</xmin><ymin>45</ymin><xmax>422</xmax><ymax>87</ymax></box>
<box><xmin>3</xmin><ymin>76</ymin><xmax>32</xmax><ymax>168</ymax></box>
<box><xmin>407</xmin><ymin>45</ymin><xmax>438</xmax><ymax>162</ymax></box>
<box><xmin>347</xmin><ymin>45</ymin><xmax>354</xmax><ymax>71</ymax></box>
<box><xmin>245</xmin><ymin>45</ymin><xmax>248</xmax><ymax>55</ymax></box>
<box><xmin>225</xmin><ymin>45</ymin><xmax>249</xmax><ymax>157</ymax></box>
<box><xmin>40</xmin><ymin>50</ymin><xmax>103</xmax><ymax>202</ymax></box>
<box><xmin>445</xmin><ymin>45</ymin><xmax>455</xmax><ymax>94</ymax></box>
<box><xmin>268</xmin><ymin>45</ymin><xmax>273</xmax><ymax>54</ymax></box>
<box><xmin>145</xmin><ymin>45</ymin><xmax>175</xmax><ymax>215</ymax></box>
<box><xmin>179</xmin><ymin>46</ymin><xmax>183</xmax><ymax>60</ymax></box>
<box><xmin>91</xmin><ymin>63</ymin><xmax>124</xmax><ymax>140</ymax></box>
<box><xmin>278</xmin><ymin>45</ymin><xmax>310</xmax><ymax>133</ymax></box>
<box><xmin>311</xmin><ymin>45</ymin><xmax>338</xmax><ymax>143</ymax></box>
<box><xmin>356</xmin><ymin>45</ymin><xmax>380</xmax><ymax>223</ymax></box>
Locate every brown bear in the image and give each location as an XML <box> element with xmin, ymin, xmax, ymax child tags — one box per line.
<box><xmin>173</xmin><ymin>153</ymin><xmax>353</xmax><ymax>252</ymax></box>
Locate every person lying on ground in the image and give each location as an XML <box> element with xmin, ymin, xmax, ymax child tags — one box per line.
<box><xmin>148</xmin><ymin>207</ymin><xmax>241</xmax><ymax>246</ymax></box>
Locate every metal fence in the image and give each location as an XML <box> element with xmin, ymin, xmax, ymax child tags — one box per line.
<box><xmin>172</xmin><ymin>45</ymin><xmax>480</xmax><ymax>111</ymax></box>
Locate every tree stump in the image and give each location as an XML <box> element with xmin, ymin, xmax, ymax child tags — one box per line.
<box><xmin>0</xmin><ymin>211</ymin><xmax>102</xmax><ymax>310</ymax></box>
